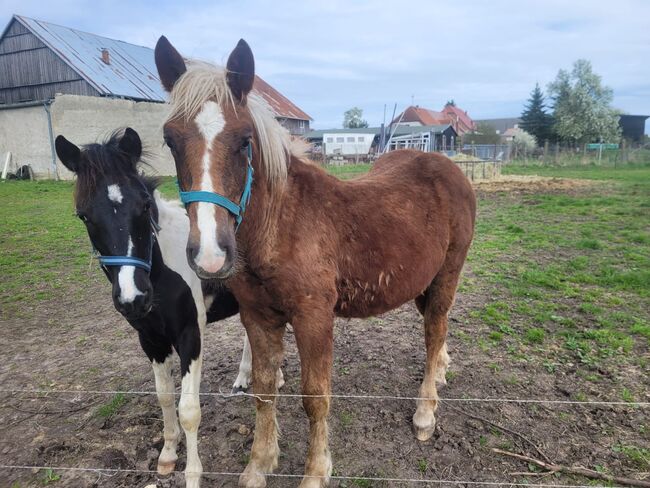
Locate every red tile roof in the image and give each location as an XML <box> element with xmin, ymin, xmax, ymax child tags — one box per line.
<box><xmin>441</xmin><ymin>104</ymin><xmax>477</xmax><ymax>132</ymax></box>
<box><xmin>392</xmin><ymin>104</ymin><xmax>476</xmax><ymax>135</ymax></box>
<box><xmin>393</xmin><ymin>106</ymin><xmax>447</xmax><ymax>125</ymax></box>
<box><xmin>253</xmin><ymin>75</ymin><xmax>312</xmax><ymax>121</ymax></box>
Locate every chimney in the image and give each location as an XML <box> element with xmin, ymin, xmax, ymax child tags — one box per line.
<box><xmin>100</xmin><ymin>48</ymin><xmax>110</xmax><ymax>65</ymax></box>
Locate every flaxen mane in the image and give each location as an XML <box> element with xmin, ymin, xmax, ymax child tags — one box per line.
<box><xmin>166</xmin><ymin>60</ymin><xmax>302</xmax><ymax>187</ymax></box>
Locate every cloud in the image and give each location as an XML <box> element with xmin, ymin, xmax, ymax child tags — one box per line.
<box><xmin>2</xmin><ymin>0</ymin><xmax>648</xmax><ymax>130</ymax></box>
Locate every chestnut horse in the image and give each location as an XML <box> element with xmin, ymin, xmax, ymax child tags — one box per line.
<box><xmin>155</xmin><ymin>36</ymin><xmax>476</xmax><ymax>487</ymax></box>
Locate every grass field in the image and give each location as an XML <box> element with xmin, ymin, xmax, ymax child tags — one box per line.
<box><xmin>469</xmin><ymin>165</ymin><xmax>649</xmax><ymax>392</ymax></box>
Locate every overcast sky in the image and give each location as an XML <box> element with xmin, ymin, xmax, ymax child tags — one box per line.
<box><xmin>2</xmin><ymin>0</ymin><xmax>649</xmax><ymax>130</ymax></box>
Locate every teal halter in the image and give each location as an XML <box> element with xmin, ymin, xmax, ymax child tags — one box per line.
<box><xmin>177</xmin><ymin>144</ymin><xmax>254</xmax><ymax>229</ymax></box>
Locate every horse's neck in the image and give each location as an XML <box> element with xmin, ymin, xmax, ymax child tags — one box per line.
<box><xmin>152</xmin><ymin>193</ymin><xmax>193</xmax><ymax>279</ymax></box>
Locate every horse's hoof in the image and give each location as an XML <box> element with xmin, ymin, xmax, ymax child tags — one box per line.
<box><xmin>299</xmin><ymin>477</ymin><xmax>328</xmax><ymax>488</ymax></box>
<box><xmin>239</xmin><ymin>468</ymin><xmax>266</xmax><ymax>488</ymax></box>
<box><xmin>414</xmin><ymin>423</ymin><xmax>435</xmax><ymax>441</ymax></box>
<box><xmin>413</xmin><ymin>411</ymin><xmax>436</xmax><ymax>441</ymax></box>
<box><xmin>157</xmin><ymin>460</ymin><xmax>176</xmax><ymax>476</ymax></box>
<box><xmin>185</xmin><ymin>474</ymin><xmax>201</xmax><ymax>488</ymax></box>
<box><xmin>232</xmin><ymin>384</ymin><xmax>249</xmax><ymax>394</ymax></box>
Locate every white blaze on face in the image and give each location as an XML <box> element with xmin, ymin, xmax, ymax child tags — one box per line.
<box><xmin>118</xmin><ymin>237</ymin><xmax>144</xmax><ymax>304</ymax></box>
<box><xmin>193</xmin><ymin>100</ymin><xmax>226</xmax><ymax>273</ymax></box>
<box><xmin>107</xmin><ymin>184</ymin><xmax>123</xmax><ymax>204</ymax></box>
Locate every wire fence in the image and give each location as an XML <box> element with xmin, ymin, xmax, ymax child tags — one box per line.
<box><xmin>0</xmin><ymin>464</ymin><xmax>633</xmax><ymax>488</ymax></box>
<box><xmin>3</xmin><ymin>386</ymin><xmax>648</xmax><ymax>487</ymax></box>
<box><xmin>2</xmin><ymin>387</ymin><xmax>649</xmax><ymax>406</ymax></box>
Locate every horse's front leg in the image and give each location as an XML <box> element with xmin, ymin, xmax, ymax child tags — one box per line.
<box><xmin>139</xmin><ymin>334</ymin><xmax>180</xmax><ymax>476</ymax></box>
<box><xmin>233</xmin><ymin>332</ymin><xmax>285</xmax><ymax>393</ymax></box>
<box><xmin>151</xmin><ymin>354</ymin><xmax>181</xmax><ymax>475</ymax></box>
<box><xmin>239</xmin><ymin>314</ymin><xmax>286</xmax><ymax>488</ymax></box>
<box><xmin>177</xmin><ymin>325</ymin><xmax>203</xmax><ymax>488</ymax></box>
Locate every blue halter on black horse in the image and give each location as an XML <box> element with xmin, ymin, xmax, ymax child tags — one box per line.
<box><xmin>55</xmin><ymin>128</ymin><xmax>244</xmax><ymax>487</ymax></box>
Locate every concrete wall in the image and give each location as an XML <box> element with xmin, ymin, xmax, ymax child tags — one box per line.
<box><xmin>0</xmin><ymin>94</ymin><xmax>174</xmax><ymax>179</ymax></box>
<box><xmin>0</xmin><ymin>103</ymin><xmax>53</xmax><ymax>177</ymax></box>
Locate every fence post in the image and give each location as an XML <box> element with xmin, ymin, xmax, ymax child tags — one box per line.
<box><xmin>543</xmin><ymin>140</ymin><xmax>549</xmax><ymax>164</ymax></box>
<box><xmin>554</xmin><ymin>142</ymin><xmax>559</xmax><ymax>164</ymax></box>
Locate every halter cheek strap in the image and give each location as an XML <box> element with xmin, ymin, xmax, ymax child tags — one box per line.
<box><xmin>177</xmin><ymin>144</ymin><xmax>254</xmax><ymax>230</ymax></box>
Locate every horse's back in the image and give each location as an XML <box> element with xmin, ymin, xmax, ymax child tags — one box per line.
<box><xmin>324</xmin><ymin>150</ymin><xmax>476</xmax><ymax>317</ymax></box>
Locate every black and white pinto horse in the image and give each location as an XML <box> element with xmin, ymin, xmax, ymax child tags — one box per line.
<box><xmin>55</xmin><ymin>128</ymin><xmax>272</xmax><ymax>487</ymax></box>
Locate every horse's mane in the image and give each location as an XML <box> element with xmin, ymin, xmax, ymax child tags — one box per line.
<box><xmin>74</xmin><ymin>129</ymin><xmax>160</xmax><ymax>206</ymax></box>
<box><xmin>166</xmin><ymin>60</ymin><xmax>298</xmax><ymax>187</ymax></box>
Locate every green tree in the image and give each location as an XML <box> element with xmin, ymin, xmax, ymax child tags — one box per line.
<box><xmin>547</xmin><ymin>60</ymin><xmax>621</xmax><ymax>143</ymax></box>
<box><xmin>467</xmin><ymin>121</ymin><xmax>501</xmax><ymax>145</ymax></box>
<box><xmin>520</xmin><ymin>83</ymin><xmax>553</xmax><ymax>145</ymax></box>
<box><xmin>343</xmin><ymin>107</ymin><xmax>369</xmax><ymax>128</ymax></box>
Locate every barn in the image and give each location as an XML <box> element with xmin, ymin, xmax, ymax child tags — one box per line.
<box><xmin>0</xmin><ymin>14</ymin><xmax>312</xmax><ymax>179</ymax></box>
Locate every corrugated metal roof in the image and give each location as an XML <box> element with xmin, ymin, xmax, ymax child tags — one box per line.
<box><xmin>9</xmin><ymin>15</ymin><xmax>312</xmax><ymax>120</ymax></box>
<box><xmin>15</xmin><ymin>15</ymin><xmax>166</xmax><ymax>101</ymax></box>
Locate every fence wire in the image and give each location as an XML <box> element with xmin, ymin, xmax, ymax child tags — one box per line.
<box><xmin>0</xmin><ymin>464</ymin><xmax>631</xmax><ymax>488</ymax></box>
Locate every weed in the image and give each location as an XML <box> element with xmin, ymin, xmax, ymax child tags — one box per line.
<box><xmin>41</xmin><ymin>468</ymin><xmax>60</xmax><ymax>484</ymax></box>
<box><xmin>340</xmin><ymin>411</ymin><xmax>354</xmax><ymax>428</ymax></box>
<box><xmin>613</xmin><ymin>444</ymin><xmax>650</xmax><ymax>470</ymax></box>
<box><xmin>96</xmin><ymin>393</ymin><xmax>127</xmax><ymax>419</ymax></box>
<box><xmin>525</xmin><ymin>328</ymin><xmax>545</xmax><ymax>343</ymax></box>
<box><xmin>621</xmin><ymin>388</ymin><xmax>634</xmax><ymax>403</ymax></box>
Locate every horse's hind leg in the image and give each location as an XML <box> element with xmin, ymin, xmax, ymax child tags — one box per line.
<box><xmin>233</xmin><ymin>331</ymin><xmax>285</xmax><ymax>393</ymax></box>
<box><xmin>413</xmin><ymin>254</ymin><xmax>465</xmax><ymax>441</ymax></box>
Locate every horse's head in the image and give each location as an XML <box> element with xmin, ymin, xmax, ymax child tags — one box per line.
<box><xmin>56</xmin><ymin>128</ymin><xmax>157</xmax><ymax>320</ymax></box>
<box><xmin>155</xmin><ymin>36</ymin><xmax>260</xmax><ymax>280</ymax></box>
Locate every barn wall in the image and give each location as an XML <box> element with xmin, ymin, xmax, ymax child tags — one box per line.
<box><xmin>0</xmin><ymin>19</ymin><xmax>99</xmax><ymax>105</ymax></box>
<box><xmin>0</xmin><ymin>94</ymin><xmax>175</xmax><ymax>179</ymax></box>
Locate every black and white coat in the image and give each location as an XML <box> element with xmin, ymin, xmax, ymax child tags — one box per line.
<box><xmin>54</xmin><ymin>130</ymin><xmax>268</xmax><ymax>488</ymax></box>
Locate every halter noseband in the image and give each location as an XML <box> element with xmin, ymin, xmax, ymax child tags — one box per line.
<box><xmin>177</xmin><ymin>144</ymin><xmax>254</xmax><ymax>229</ymax></box>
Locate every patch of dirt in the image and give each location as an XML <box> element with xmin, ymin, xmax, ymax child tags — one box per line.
<box><xmin>474</xmin><ymin>175</ymin><xmax>597</xmax><ymax>193</ymax></box>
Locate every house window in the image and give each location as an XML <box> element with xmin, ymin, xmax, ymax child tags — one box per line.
<box><xmin>358</xmin><ymin>136</ymin><xmax>365</xmax><ymax>142</ymax></box>
<box><xmin>336</xmin><ymin>137</ymin><xmax>344</xmax><ymax>143</ymax></box>
<box><xmin>326</xmin><ymin>137</ymin><xmax>334</xmax><ymax>143</ymax></box>
<box><xmin>347</xmin><ymin>137</ymin><xmax>355</xmax><ymax>142</ymax></box>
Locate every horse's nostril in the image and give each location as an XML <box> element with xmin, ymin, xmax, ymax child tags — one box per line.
<box><xmin>187</xmin><ymin>244</ymin><xmax>199</xmax><ymax>263</ymax></box>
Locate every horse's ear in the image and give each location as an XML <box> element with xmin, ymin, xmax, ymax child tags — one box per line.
<box><xmin>155</xmin><ymin>35</ymin><xmax>187</xmax><ymax>92</ymax></box>
<box><xmin>55</xmin><ymin>135</ymin><xmax>81</xmax><ymax>173</ymax></box>
<box><xmin>226</xmin><ymin>39</ymin><xmax>255</xmax><ymax>102</ymax></box>
<box><xmin>119</xmin><ymin>128</ymin><xmax>142</xmax><ymax>163</ymax></box>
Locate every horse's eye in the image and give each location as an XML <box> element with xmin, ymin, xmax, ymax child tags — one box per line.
<box><xmin>143</xmin><ymin>200</ymin><xmax>151</xmax><ymax>212</ymax></box>
<box><xmin>164</xmin><ymin>136</ymin><xmax>176</xmax><ymax>152</ymax></box>
<box><xmin>241</xmin><ymin>138</ymin><xmax>251</xmax><ymax>151</ymax></box>
<box><xmin>77</xmin><ymin>212</ymin><xmax>88</xmax><ymax>222</ymax></box>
